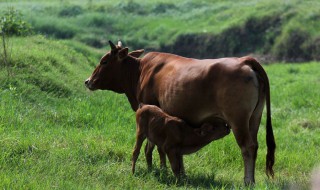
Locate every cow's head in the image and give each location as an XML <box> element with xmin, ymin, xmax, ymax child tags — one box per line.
<box><xmin>85</xmin><ymin>41</ymin><xmax>144</xmax><ymax>92</ymax></box>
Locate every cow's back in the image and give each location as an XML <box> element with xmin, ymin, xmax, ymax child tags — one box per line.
<box><xmin>138</xmin><ymin>53</ymin><xmax>259</xmax><ymax>127</ymax></box>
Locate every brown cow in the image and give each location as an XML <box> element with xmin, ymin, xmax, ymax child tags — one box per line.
<box><xmin>85</xmin><ymin>41</ymin><xmax>276</xmax><ymax>185</ymax></box>
<box><xmin>132</xmin><ymin>104</ymin><xmax>230</xmax><ymax>177</ymax></box>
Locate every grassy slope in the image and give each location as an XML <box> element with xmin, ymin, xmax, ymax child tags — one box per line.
<box><xmin>0</xmin><ymin>36</ymin><xmax>135</xmax><ymax>189</ymax></box>
<box><xmin>1</xmin><ymin>0</ymin><xmax>320</xmax><ymax>52</ymax></box>
<box><xmin>1</xmin><ymin>36</ymin><xmax>320</xmax><ymax>189</ymax></box>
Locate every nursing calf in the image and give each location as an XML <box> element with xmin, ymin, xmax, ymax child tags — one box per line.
<box><xmin>132</xmin><ymin>104</ymin><xmax>230</xmax><ymax>177</ymax></box>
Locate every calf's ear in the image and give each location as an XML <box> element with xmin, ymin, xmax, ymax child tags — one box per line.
<box><xmin>109</xmin><ymin>40</ymin><xmax>116</xmax><ymax>50</ymax></box>
<box><xmin>118</xmin><ymin>47</ymin><xmax>129</xmax><ymax>59</ymax></box>
<box><xmin>129</xmin><ymin>49</ymin><xmax>145</xmax><ymax>58</ymax></box>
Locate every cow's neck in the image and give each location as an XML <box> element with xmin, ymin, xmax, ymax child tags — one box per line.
<box><xmin>122</xmin><ymin>56</ymin><xmax>141</xmax><ymax>111</ymax></box>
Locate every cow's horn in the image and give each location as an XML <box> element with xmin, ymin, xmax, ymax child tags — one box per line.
<box><xmin>117</xmin><ymin>40</ymin><xmax>122</xmax><ymax>48</ymax></box>
<box><xmin>109</xmin><ymin>40</ymin><xmax>116</xmax><ymax>50</ymax></box>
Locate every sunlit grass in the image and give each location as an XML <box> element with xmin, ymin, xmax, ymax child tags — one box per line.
<box><xmin>0</xmin><ymin>35</ymin><xmax>319</xmax><ymax>189</ymax></box>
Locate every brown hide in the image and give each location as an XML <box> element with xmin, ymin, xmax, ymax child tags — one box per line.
<box><xmin>138</xmin><ymin>53</ymin><xmax>258</xmax><ymax>126</ymax></box>
<box><xmin>85</xmin><ymin>43</ymin><xmax>275</xmax><ymax>185</ymax></box>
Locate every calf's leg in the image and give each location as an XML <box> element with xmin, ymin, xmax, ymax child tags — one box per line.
<box><xmin>157</xmin><ymin>146</ymin><xmax>167</xmax><ymax>169</ymax></box>
<box><xmin>165</xmin><ymin>147</ymin><xmax>184</xmax><ymax>178</ymax></box>
<box><xmin>132</xmin><ymin>133</ymin><xmax>146</xmax><ymax>174</ymax></box>
<box><xmin>145</xmin><ymin>141</ymin><xmax>167</xmax><ymax>170</ymax></box>
<box><xmin>145</xmin><ymin>140</ymin><xmax>155</xmax><ymax>170</ymax></box>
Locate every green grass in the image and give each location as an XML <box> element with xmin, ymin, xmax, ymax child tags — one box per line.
<box><xmin>0</xmin><ymin>35</ymin><xmax>319</xmax><ymax>189</ymax></box>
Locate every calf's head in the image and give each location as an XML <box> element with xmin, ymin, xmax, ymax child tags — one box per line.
<box><xmin>84</xmin><ymin>41</ymin><xmax>144</xmax><ymax>92</ymax></box>
<box><xmin>194</xmin><ymin>123</ymin><xmax>231</xmax><ymax>139</ymax></box>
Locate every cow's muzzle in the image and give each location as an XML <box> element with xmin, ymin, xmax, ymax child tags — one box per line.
<box><xmin>84</xmin><ymin>78</ymin><xmax>95</xmax><ymax>91</ymax></box>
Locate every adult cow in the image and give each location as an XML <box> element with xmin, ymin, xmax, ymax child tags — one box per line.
<box><xmin>84</xmin><ymin>41</ymin><xmax>276</xmax><ymax>185</ymax></box>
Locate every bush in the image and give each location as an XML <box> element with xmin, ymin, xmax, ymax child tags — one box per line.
<box><xmin>117</xmin><ymin>1</ymin><xmax>147</xmax><ymax>15</ymax></box>
<box><xmin>152</xmin><ymin>3</ymin><xmax>177</xmax><ymax>14</ymax></box>
<box><xmin>0</xmin><ymin>7</ymin><xmax>32</xmax><ymax>36</ymax></box>
<box><xmin>58</xmin><ymin>5</ymin><xmax>83</xmax><ymax>17</ymax></box>
<box><xmin>77</xmin><ymin>34</ymin><xmax>105</xmax><ymax>48</ymax></box>
<box><xmin>79</xmin><ymin>13</ymin><xmax>115</xmax><ymax>29</ymax></box>
<box><xmin>0</xmin><ymin>7</ymin><xmax>32</xmax><ymax>74</ymax></box>
<box><xmin>273</xmin><ymin>28</ymin><xmax>310</xmax><ymax>61</ymax></box>
<box><xmin>35</xmin><ymin>20</ymin><xmax>78</xmax><ymax>39</ymax></box>
<box><xmin>161</xmin><ymin>14</ymin><xmax>282</xmax><ymax>59</ymax></box>
<box><xmin>304</xmin><ymin>37</ymin><xmax>320</xmax><ymax>61</ymax></box>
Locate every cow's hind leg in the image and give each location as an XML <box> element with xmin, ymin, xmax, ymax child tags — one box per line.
<box><xmin>248</xmin><ymin>98</ymin><xmax>265</xmax><ymax>178</ymax></box>
<box><xmin>232</xmin><ymin>118</ymin><xmax>257</xmax><ymax>185</ymax></box>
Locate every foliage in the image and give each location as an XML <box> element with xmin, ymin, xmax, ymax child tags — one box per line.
<box><xmin>0</xmin><ymin>7</ymin><xmax>33</xmax><ymax>75</ymax></box>
<box><xmin>0</xmin><ymin>7</ymin><xmax>32</xmax><ymax>36</ymax></box>
<box><xmin>34</xmin><ymin>18</ymin><xmax>78</xmax><ymax>39</ymax></box>
<box><xmin>273</xmin><ymin>27</ymin><xmax>311</xmax><ymax>62</ymax></box>
<box><xmin>58</xmin><ymin>5</ymin><xmax>83</xmax><ymax>17</ymax></box>
<box><xmin>161</xmin><ymin>14</ymin><xmax>283</xmax><ymax>59</ymax></box>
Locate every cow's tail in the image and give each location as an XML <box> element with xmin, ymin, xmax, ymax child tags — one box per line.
<box><xmin>242</xmin><ymin>56</ymin><xmax>276</xmax><ymax>178</ymax></box>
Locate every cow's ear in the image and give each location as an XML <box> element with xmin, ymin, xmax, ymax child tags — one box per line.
<box><xmin>118</xmin><ymin>47</ymin><xmax>129</xmax><ymax>59</ymax></box>
<box><xmin>129</xmin><ymin>49</ymin><xmax>145</xmax><ymax>58</ymax></box>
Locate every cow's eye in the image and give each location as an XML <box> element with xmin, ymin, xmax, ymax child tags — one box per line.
<box><xmin>101</xmin><ymin>61</ymin><xmax>107</xmax><ymax>65</ymax></box>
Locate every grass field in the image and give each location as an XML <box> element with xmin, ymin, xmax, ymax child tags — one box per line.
<box><xmin>1</xmin><ymin>0</ymin><xmax>320</xmax><ymax>189</ymax></box>
<box><xmin>0</xmin><ymin>35</ymin><xmax>319</xmax><ymax>189</ymax></box>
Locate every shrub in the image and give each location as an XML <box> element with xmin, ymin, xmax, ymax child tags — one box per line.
<box><xmin>79</xmin><ymin>13</ymin><xmax>115</xmax><ymax>29</ymax></box>
<box><xmin>161</xmin><ymin>14</ymin><xmax>282</xmax><ymax>59</ymax></box>
<box><xmin>35</xmin><ymin>20</ymin><xmax>78</xmax><ymax>39</ymax></box>
<box><xmin>77</xmin><ymin>34</ymin><xmax>105</xmax><ymax>48</ymax></box>
<box><xmin>0</xmin><ymin>7</ymin><xmax>32</xmax><ymax>74</ymax></box>
<box><xmin>152</xmin><ymin>3</ymin><xmax>177</xmax><ymax>14</ymax></box>
<box><xmin>273</xmin><ymin>28</ymin><xmax>310</xmax><ymax>61</ymax></box>
<box><xmin>305</xmin><ymin>36</ymin><xmax>320</xmax><ymax>61</ymax></box>
<box><xmin>117</xmin><ymin>1</ymin><xmax>147</xmax><ymax>15</ymax></box>
<box><xmin>0</xmin><ymin>7</ymin><xmax>33</xmax><ymax>36</ymax></box>
<box><xmin>58</xmin><ymin>5</ymin><xmax>83</xmax><ymax>17</ymax></box>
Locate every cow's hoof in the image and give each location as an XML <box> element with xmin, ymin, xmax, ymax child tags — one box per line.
<box><xmin>244</xmin><ymin>177</ymin><xmax>255</xmax><ymax>186</ymax></box>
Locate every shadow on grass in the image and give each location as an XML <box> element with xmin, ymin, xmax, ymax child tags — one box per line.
<box><xmin>133</xmin><ymin>168</ymin><xmax>292</xmax><ymax>189</ymax></box>
<box><xmin>134</xmin><ymin>168</ymin><xmax>236</xmax><ymax>189</ymax></box>
<box><xmin>177</xmin><ymin>173</ymin><xmax>234</xmax><ymax>189</ymax></box>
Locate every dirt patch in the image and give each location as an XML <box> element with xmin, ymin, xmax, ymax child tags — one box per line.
<box><xmin>299</xmin><ymin>120</ymin><xmax>319</xmax><ymax>130</ymax></box>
